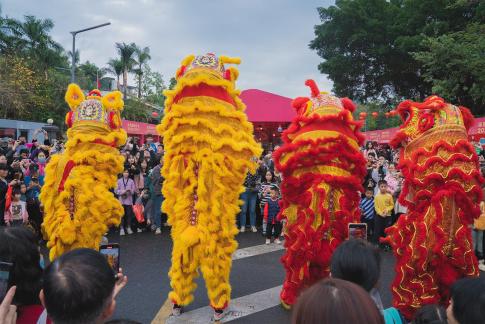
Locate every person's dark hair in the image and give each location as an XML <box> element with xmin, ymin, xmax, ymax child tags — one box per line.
<box><xmin>412</xmin><ymin>304</ymin><xmax>447</xmax><ymax>324</ymax></box>
<box><xmin>19</xmin><ymin>148</ymin><xmax>29</xmax><ymax>155</ymax></box>
<box><xmin>270</xmin><ymin>185</ymin><xmax>279</xmax><ymax>193</ymax></box>
<box><xmin>0</xmin><ymin>163</ymin><xmax>8</xmax><ymax>171</ymax></box>
<box><xmin>449</xmin><ymin>277</ymin><xmax>485</xmax><ymax>324</ymax></box>
<box><xmin>330</xmin><ymin>239</ymin><xmax>381</xmax><ymax>291</ymax></box>
<box><xmin>378</xmin><ymin>180</ymin><xmax>388</xmax><ymax>186</ymax></box>
<box><xmin>43</xmin><ymin>248</ymin><xmax>116</xmax><ymax>324</ymax></box>
<box><xmin>292</xmin><ymin>278</ymin><xmax>384</xmax><ymax>324</ymax></box>
<box><xmin>106</xmin><ymin>320</ymin><xmax>142</xmax><ymax>324</ymax></box>
<box><xmin>0</xmin><ymin>227</ymin><xmax>42</xmax><ymax>305</ymax></box>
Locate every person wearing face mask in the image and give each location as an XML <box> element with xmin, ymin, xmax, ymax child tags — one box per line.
<box><xmin>4</xmin><ymin>188</ymin><xmax>28</xmax><ymax>226</ymax></box>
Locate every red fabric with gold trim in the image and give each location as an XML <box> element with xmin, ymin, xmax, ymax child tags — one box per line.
<box><xmin>384</xmin><ymin>96</ymin><xmax>484</xmax><ymax>319</ymax></box>
<box><xmin>275</xmin><ymin>80</ymin><xmax>366</xmax><ymax>307</ymax></box>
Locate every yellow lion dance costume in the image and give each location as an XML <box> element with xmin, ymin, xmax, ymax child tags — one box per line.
<box><xmin>40</xmin><ymin>85</ymin><xmax>127</xmax><ymax>260</ymax></box>
<box><xmin>157</xmin><ymin>53</ymin><xmax>261</xmax><ymax>312</ymax></box>
<box><xmin>274</xmin><ymin>80</ymin><xmax>366</xmax><ymax>308</ymax></box>
<box><xmin>386</xmin><ymin>96</ymin><xmax>483</xmax><ymax>319</ymax></box>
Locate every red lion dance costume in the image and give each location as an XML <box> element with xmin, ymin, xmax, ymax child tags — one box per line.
<box><xmin>274</xmin><ymin>80</ymin><xmax>366</xmax><ymax>308</ymax></box>
<box><xmin>386</xmin><ymin>96</ymin><xmax>483</xmax><ymax>319</ymax></box>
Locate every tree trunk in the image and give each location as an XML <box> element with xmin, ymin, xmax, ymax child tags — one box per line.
<box><xmin>123</xmin><ymin>69</ymin><xmax>128</xmax><ymax>100</ymax></box>
<box><xmin>116</xmin><ymin>75</ymin><xmax>120</xmax><ymax>91</ymax></box>
<box><xmin>138</xmin><ymin>62</ymin><xmax>142</xmax><ymax>99</ymax></box>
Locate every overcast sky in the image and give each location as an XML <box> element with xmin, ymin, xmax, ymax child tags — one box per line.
<box><xmin>2</xmin><ymin>0</ymin><xmax>334</xmax><ymax>98</ymax></box>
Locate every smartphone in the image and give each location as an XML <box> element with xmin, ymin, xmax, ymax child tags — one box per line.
<box><xmin>0</xmin><ymin>261</ymin><xmax>13</xmax><ymax>301</ymax></box>
<box><xmin>348</xmin><ymin>223</ymin><xmax>367</xmax><ymax>240</ymax></box>
<box><xmin>99</xmin><ymin>243</ymin><xmax>120</xmax><ymax>274</ymax></box>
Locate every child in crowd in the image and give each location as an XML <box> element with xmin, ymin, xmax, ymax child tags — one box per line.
<box><xmin>264</xmin><ymin>186</ymin><xmax>282</xmax><ymax>245</ymax></box>
<box><xmin>359</xmin><ymin>188</ymin><xmax>375</xmax><ymax>239</ymax></box>
<box><xmin>473</xmin><ymin>187</ymin><xmax>485</xmax><ymax>271</ymax></box>
<box><xmin>373</xmin><ymin>180</ymin><xmax>394</xmax><ymax>249</ymax></box>
<box><xmin>259</xmin><ymin>171</ymin><xmax>278</xmax><ymax>235</ymax></box>
<box><xmin>116</xmin><ymin>169</ymin><xmax>137</xmax><ymax>236</ymax></box>
<box><xmin>20</xmin><ymin>182</ymin><xmax>27</xmax><ymax>201</ymax></box>
<box><xmin>5</xmin><ymin>188</ymin><xmax>28</xmax><ymax>226</ymax></box>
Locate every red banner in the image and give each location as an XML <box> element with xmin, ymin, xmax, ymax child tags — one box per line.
<box><xmin>122</xmin><ymin>120</ymin><xmax>158</xmax><ymax>136</ymax></box>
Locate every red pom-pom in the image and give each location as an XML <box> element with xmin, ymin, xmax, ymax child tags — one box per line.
<box><xmin>224</xmin><ymin>70</ymin><xmax>231</xmax><ymax>80</ymax></box>
<box><xmin>65</xmin><ymin>111</ymin><xmax>73</xmax><ymax>128</ymax></box>
<box><xmin>305</xmin><ymin>79</ymin><xmax>320</xmax><ymax>98</ymax></box>
<box><xmin>176</xmin><ymin>65</ymin><xmax>186</xmax><ymax>78</ymax></box>
<box><xmin>341</xmin><ymin>97</ymin><xmax>356</xmax><ymax>112</ymax></box>
<box><xmin>291</xmin><ymin>97</ymin><xmax>310</xmax><ymax>115</ymax></box>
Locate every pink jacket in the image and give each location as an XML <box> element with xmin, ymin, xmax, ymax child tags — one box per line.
<box><xmin>384</xmin><ymin>173</ymin><xmax>399</xmax><ymax>195</ymax></box>
<box><xmin>4</xmin><ymin>201</ymin><xmax>28</xmax><ymax>223</ymax></box>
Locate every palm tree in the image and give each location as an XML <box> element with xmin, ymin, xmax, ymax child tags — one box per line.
<box><xmin>19</xmin><ymin>15</ymin><xmax>62</xmax><ymax>78</ymax></box>
<box><xmin>106</xmin><ymin>58</ymin><xmax>123</xmax><ymax>90</ymax></box>
<box><xmin>115</xmin><ymin>42</ymin><xmax>137</xmax><ymax>99</ymax></box>
<box><xmin>133</xmin><ymin>46</ymin><xmax>151</xmax><ymax>98</ymax></box>
<box><xmin>0</xmin><ymin>6</ymin><xmax>24</xmax><ymax>53</ymax></box>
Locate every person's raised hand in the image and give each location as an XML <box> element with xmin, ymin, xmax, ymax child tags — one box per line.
<box><xmin>0</xmin><ymin>286</ymin><xmax>17</xmax><ymax>324</ymax></box>
<box><xmin>113</xmin><ymin>268</ymin><xmax>128</xmax><ymax>298</ymax></box>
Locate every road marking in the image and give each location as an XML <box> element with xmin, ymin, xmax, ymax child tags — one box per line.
<box><xmin>151</xmin><ymin>243</ymin><xmax>285</xmax><ymax>323</ymax></box>
<box><xmin>232</xmin><ymin>243</ymin><xmax>284</xmax><ymax>260</ymax></box>
<box><xmin>164</xmin><ymin>285</ymin><xmax>283</xmax><ymax>324</ymax></box>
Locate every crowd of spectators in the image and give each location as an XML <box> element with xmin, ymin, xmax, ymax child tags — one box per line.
<box><xmin>0</xmin><ymin>130</ymin><xmax>55</xmax><ymax>235</ymax></box>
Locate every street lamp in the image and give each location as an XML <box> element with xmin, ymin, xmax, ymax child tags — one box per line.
<box><xmin>70</xmin><ymin>22</ymin><xmax>111</xmax><ymax>83</ymax></box>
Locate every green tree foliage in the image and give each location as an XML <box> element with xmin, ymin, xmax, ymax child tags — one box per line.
<box><xmin>310</xmin><ymin>0</ymin><xmax>484</xmax><ymax>118</ymax></box>
<box><xmin>115</xmin><ymin>42</ymin><xmax>137</xmax><ymax>99</ymax></box>
<box><xmin>413</xmin><ymin>23</ymin><xmax>485</xmax><ymax>115</ymax></box>
<box><xmin>106</xmin><ymin>58</ymin><xmax>123</xmax><ymax>90</ymax></box>
<box><xmin>133</xmin><ymin>45</ymin><xmax>151</xmax><ymax>99</ymax></box>
<box><xmin>0</xmin><ymin>8</ymin><xmax>166</xmax><ymax>125</ymax></box>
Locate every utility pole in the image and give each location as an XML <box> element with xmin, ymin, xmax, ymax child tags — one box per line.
<box><xmin>70</xmin><ymin>22</ymin><xmax>111</xmax><ymax>83</ymax></box>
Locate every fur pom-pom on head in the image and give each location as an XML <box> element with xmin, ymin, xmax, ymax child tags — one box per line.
<box><xmin>65</xmin><ymin>83</ymin><xmax>85</xmax><ymax>110</ymax></box>
<box><xmin>341</xmin><ymin>97</ymin><xmax>356</xmax><ymax>112</ymax></box>
<box><xmin>102</xmin><ymin>91</ymin><xmax>124</xmax><ymax>111</ymax></box>
<box><xmin>305</xmin><ymin>79</ymin><xmax>320</xmax><ymax>98</ymax></box>
<box><xmin>292</xmin><ymin>97</ymin><xmax>310</xmax><ymax>115</ymax></box>
<box><xmin>224</xmin><ymin>67</ymin><xmax>239</xmax><ymax>81</ymax></box>
<box><xmin>181</xmin><ymin>54</ymin><xmax>195</xmax><ymax>67</ymax></box>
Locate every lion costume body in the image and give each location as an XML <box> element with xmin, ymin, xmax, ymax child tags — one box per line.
<box><xmin>386</xmin><ymin>96</ymin><xmax>483</xmax><ymax>319</ymax></box>
<box><xmin>274</xmin><ymin>80</ymin><xmax>366</xmax><ymax>307</ymax></box>
<box><xmin>157</xmin><ymin>53</ymin><xmax>261</xmax><ymax>310</ymax></box>
<box><xmin>40</xmin><ymin>85</ymin><xmax>126</xmax><ymax>260</ymax></box>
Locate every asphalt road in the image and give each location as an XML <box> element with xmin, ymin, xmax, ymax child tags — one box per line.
<box><xmin>109</xmin><ymin>229</ymin><xmax>397</xmax><ymax>324</ymax></box>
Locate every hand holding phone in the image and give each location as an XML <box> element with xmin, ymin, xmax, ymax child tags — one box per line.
<box><xmin>0</xmin><ymin>286</ymin><xmax>16</xmax><ymax>324</ymax></box>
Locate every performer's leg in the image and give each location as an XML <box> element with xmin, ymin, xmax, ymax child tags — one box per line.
<box><xmin>168</xmin><ymin>241</ymin><xmax>200</xmax><ymax>306</ymax></box>
<box><xmin>201</xmin><ymin>235</ymin><xmax>234</xmax><ymax>309</ymax></box>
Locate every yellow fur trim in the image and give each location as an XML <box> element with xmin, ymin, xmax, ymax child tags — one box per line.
<box><xmin>41</xmin><ymin>85</ymin><xmax>127</xmax><ymax>260</ymax></box>
<box><xmin>159</xmin><ymin>56</ymin><xmax>262</xmax><ymax>308</ymax></box>
<box><xmin>181</xmin><ymin>54</ymin><xmax>195</xmax><ymax>66</ymax></box>
<box><xmin>65</xmin><ymin>83</ymin><xmax>85</xmax><ymax>110</ymax></box>
<box><xmin>101</xmin><ymin>91</ymin><xmax>124</xmax><ymax>111</ymax></box>
<box><xmin>219</xmin><ymin>56</ymin><xmax>241</xmax><ymax>65</ymax></box>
